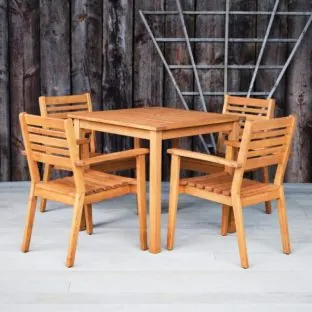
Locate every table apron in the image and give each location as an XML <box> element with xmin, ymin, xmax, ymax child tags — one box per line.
<box><xmin>78</xmin><ymin>120</ymin><xmax>150</xmax><ymax>140</ymax></box>
<box><xmin>162</xmin><ymin>122</ymin><xmax>234</xmax><ymax>140</ymax></box>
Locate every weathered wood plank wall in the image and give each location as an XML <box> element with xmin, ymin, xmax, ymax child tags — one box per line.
<box><xmin>1</xmin><ymin>0</ymin><xmax>312</xmax><ymax>182</ymax></box>
<box><xmin>0</xmin><ymin>0</ymin><xmax>10</xmax><ymax>181</ymax></box>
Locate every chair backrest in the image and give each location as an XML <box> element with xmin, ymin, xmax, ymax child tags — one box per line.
<box><xmin>232</xmin><ymin>115</ymin><xmax>296</xmax><ymax>191</ymax></box>
<box><xmin>218</xmin><ymin>95</ymin><xmax>275</xmax><ymax>153</ymax></box>
<box><xmin>20</xmin><ymin>113</ymin><xmax>84</xmax><ymax>191</ymax></box>
<box><xmin>223</xmin><ymin>95</ymin><xmax>275</xmax><ymax>121</ymax></box>
<box><xmin>39</xmin><ymin>93</ymin><xmax>92</xmax><ymax>118</ymax></box>
<box><xmin>39</xmin><ymin>93</ymin><xmax>95</xmax><ymax>153</ymax></box>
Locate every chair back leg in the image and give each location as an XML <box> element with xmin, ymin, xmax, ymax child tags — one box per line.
<box><xmin>84</xmin><ymin>204</ymin><xmax>93</xmax><ymax>235</ymax></box>
<box><xmin>39</xmin><ymin>163</ymin><xmax>52</xmax><ymax>212</ymax></box>
<box><xmin>263</xmin><ymin>167</ymin><xmax>272</xmax><ymax>214</ymax></box>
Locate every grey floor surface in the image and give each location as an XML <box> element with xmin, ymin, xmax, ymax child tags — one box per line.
<box><xmin>0</xmin><ymin>182</ymin><xmax>312</xmax><ymax>311</ymax></box>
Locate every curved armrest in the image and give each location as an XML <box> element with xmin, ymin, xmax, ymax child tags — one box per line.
<box><xmin>75</xmin><ymin>148</ymin><xmax>149</xmax><ymax>167</ymax></box>
<box><xmin>167</xmin><ymin>148</ymin><xmax>242</xmax><ymax>168</ymax></box>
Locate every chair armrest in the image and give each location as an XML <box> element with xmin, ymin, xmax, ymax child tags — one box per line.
<box><xmin>167</xmin><ymin>148</ymin><xmax>242</xmax><ymax>168</ymax></box>
<box><xmin>224</xmin><ymin>140</ymin><xmax>240</xmax><ymax>148</ymax></box>
<box><xmin>75</xmin><ymin>148</ymin><xmax>149</xmax><ymax>167</ymax></box>
<box><xmin>76</xmin><ymin>138</ymin><xmax>90</xmax><ymax>145</ymax></box>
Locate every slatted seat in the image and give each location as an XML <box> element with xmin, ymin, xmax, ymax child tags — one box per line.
<box><xmin>20</xmin><ymin>113</ymin><xmax>148</xmax><ymax>268</ymax></box>
<box><xmin>36</xmin><ymin>170</ymin><xmax>135</xmax><ymax>196</ymax></box>
<box><xmin>167</xmin><ymin>116</ymin><xmax>296</xmax><ymax>269</ymax></box>
<box><xmin>180</xmin><ymin>95</ymin><xmax>276</xmax><ymax>231</ymax></box>
<box><xmin>180</xmin><ymin>172</ymin><xmax>279</xmax><ymax>197</ymax></box>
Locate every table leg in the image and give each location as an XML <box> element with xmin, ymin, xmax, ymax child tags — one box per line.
<box><xmin>149</xmin><ymin>131</ymin><xmax>162</xmax><ymax>253</ymax></box>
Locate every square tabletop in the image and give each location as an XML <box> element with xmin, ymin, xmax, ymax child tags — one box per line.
<box><xmin>68</xmin><ymin>107</ymin><xmax>240</xmax><ymax>131</ymax></box>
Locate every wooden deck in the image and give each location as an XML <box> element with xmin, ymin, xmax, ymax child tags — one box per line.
<box><xmin>0</xmin><ymin>182</ymin><xmax>312</xmax><ymax>311</ymax></box>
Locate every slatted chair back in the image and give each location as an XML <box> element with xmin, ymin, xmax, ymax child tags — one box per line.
<box><xmin>39</xmin><ymin>93</ymin><xmax>95</xmax><ymax>154</ymax></box>
<box><xmin>217</xmin><ymin>95</ymin><xmax>275</xmax><ymax>153</ymax></box>
<box><xmin>232</xmin><ymin>116</ymin><xmax>296</xmax><ymax>192</ymax></box>
<box><xmin>19</xmin><ymin>113</ymin><xmax>84</xmax><ymax>191</ymax></box>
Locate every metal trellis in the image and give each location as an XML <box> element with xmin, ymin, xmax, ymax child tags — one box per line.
<box><xmin>139</xmin><ymin>1</ymin><xmax>312</xmax><ymax>153</ymax></box>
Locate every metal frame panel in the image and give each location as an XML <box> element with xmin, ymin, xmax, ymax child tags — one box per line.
<box><xmin>139</xmin><ymin>1</ymin><xmax>312</xmax><ymax>153</ymax></box>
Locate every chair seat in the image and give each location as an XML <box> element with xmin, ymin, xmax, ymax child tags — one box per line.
<box><xmin>36</xmin><ymin>170</ymin><xmax>136</xmax><ymax>196</ymax></box>
<box><xmin>180</xmin><ymin>172</ymin><xmax>278</xmax><ymax>197</ymax></box>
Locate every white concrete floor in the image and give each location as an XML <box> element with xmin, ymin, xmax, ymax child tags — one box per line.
<box><xmin>0</xmin><ymin>182</ymin><xmax>312</xmax><ymax>311</ymax></box>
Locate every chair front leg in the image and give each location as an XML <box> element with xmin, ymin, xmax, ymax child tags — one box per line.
<box><xmin>232</xmin><ymin>197</ymin><xmax>249</xmax><ymax>269</ymax></box>
<box><xmin>136</xmin><ymin>154</ymin><xmax>148</xmax><ymax>250</ymax></box>
<box><xmin>39</xmin><ymin>164</ymin><xmax>52</xmax><ymax>212</ymax></box>
<box><xmin>21</xmin><ymin>184</ymin><xmax>38</xmax><ymax>252</ymax></box>
<box><xmin>263</xmin><ymin>166</ymin><xmax>272</xmax><ymax>214</ymax></box>
<box><xmin>66</xmin><ymin>193</ymin><xmax>85</xmax><ymax>268</ymax></box>
<box><xmin>167</xmin><ymin>154</ymin><xmax>181</xmax><ymax>250</ymax></box>
<box><xmin>276</xmin><ymin>187</ymin><xmax>291</xmax><ymax>254</ymax></box>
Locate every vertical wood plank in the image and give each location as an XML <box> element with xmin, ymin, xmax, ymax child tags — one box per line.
<box><xmin>163</xmin><ymin>0</ymin><xmax>195</xmax><ymax>180</ymax></box>
<box><xmin>9</xmin><ymin>0</ymin><xmax>40</xmax><ymax>181</ymax></box>
<box><xmin>285</xmin><ymin>0</ymin><xmax>312</xmax><ymax>182</ymax></box>
<box><xmin>40</xmin><ymin>0</ymin><xmax>70</xmax><ymax>178</ymax></box>
<box><xmin>193</xmin><ymin>0</ymin><xmax>225</xmax><ymax>154</ymax></box>
<box><xmin>134</xmin><ymin>0</ymin><xmax>164</xmax><ymax>108</ymax></box>
<box><xmin>71</xmin><ymin>0</ymin><xmax>89</xmax><ymax>93</ymax></box>
<box><xmin>102</xmin><ymin>0</ymin><xmax>133</xmax><ymax>159</ymax></box>
<box><xmin>0</xmin><ymin>0</ymin><xmax>10</xmax><ymax>181</ymax></box>
<box><xmin>228</xmin><ymin>0</ymin><xmax>257</xmax><ymax>96</ymax></box>
<box><xmin>40</xmin><ymin>0</ymin><xmax>70</xmax><ymax>96</ymax></box>
<box><xmin>256</xmin><ymin>0</ymin><xmax>287</xmax><ymax>111</ymax></box>
<box><xmin>71</xmin><ymin>0</ymin><xmax>103</xmax><ymax>150</ymax></box>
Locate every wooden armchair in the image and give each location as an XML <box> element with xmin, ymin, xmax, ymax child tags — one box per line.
<box><xmin>167</xmin><ymin>116</ymin><xmax>295</xmax><ymax>269</ymax></box>
<box><xmin>38</xmin><ymin>93</ymin><xmax>137</xmax><ymax>213</ymax></box>
<box><xmin>20</xmin><ymin>113</ymin><xmax>148</xmax><ymax>268</ymax></box>
<box><xmin>182</xmin><ymin>95</ymin><xmax>275</xmax><ymax>215</ymax></box>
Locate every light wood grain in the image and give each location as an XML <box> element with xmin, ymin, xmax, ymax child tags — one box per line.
<box><xmin>69</xmin><ymin>107</ymin><xmax>240</xmax><ymax>131</ymax></box>
<box><xmin>20</xmin><ymin>113</ymin><xmax>148</xmax><ymax>267</ymax></box>
<box><xmin>167</xmin><ymin>116</ymin><xmax>296</xmax><ymax>268</ymax></box>
<box><xmin>69</xmin><ymin>107</ymin><xmax>240</xmax><ymax>254</ymax></box>
<box><xmin>167</xmin><ymin>154</ymin><xmax>181</xmax><ymax>250</ymax></box>
<box><xmin>149</xmin><ymin>131</ymin><xmax>162</xmax><ymax>254</ymax></box>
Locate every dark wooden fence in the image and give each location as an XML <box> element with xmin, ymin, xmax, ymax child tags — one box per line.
<box><xmin>0</xmin><ymin>0</ymin><xmax>311</xmax><ymax>182</ymax></box>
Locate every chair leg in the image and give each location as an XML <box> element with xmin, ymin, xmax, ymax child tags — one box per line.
<box><xmin>80</xmin><ymin>210</ymin><xmax>86</xmax><ymax>231</ymax></box>
<box><xmin>263</xmin><ymin>167</ymin><xmax>272</xmax><ymax>214</ymax></box>
<box><xmin>21</xmin><ymin>185</ymin><xmax>38</xmax><ymax>252</ymax></box>
<box><xmin>221</xmin><ymin>205</ymin><xmax>236</xmax><ymax>235</ymax></box>
<box><xmin>84</xmin><ymin>204</ymin><xmax>93</xmax><ymax>235</ymax></box>
<box><xmin>167</xmin><ymin>155</ymin><xmax>180</xmax><ymax>250</ymax></box>
<box><xmin>276</xmin><ymin>188</ymin><xmax>291</xmax><ymax>254</ymax></box>
<box><xmin>39</xmin><ymin>164</ymin><xmax>52</xmax><ymax>212</ymax></box>
<box><xmin>228</xmin><ymin>207</ymin><xmax>236</xmax><ymax>233</ymax></box>
<box><xmin>232</xmin><ymin>198</ymin><xmax>249</xmax><ymax>269</ymax></box>
<box><xmin>66</xmin><ymin>194</ymin><xmax>85</xmax><ymax>268</ymax></box>
<box><xmin>221</xmin><ymin>205</ymin><xmax>230</xmax><ymax>236</ymax></box>
<box><xmin>136</xmin><ymin>154</ymin><xmax>148</xmax><ymax>250</ymax></box>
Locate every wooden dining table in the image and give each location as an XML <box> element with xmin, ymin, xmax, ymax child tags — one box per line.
<box><xmin>69</xmin><ymin>107</ymin><xmax>240</xmax><ymax>253</ymax></box>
